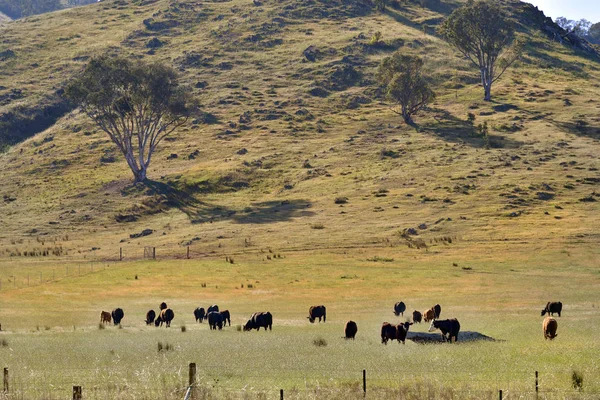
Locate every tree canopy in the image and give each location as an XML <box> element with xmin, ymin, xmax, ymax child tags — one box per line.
<box><xmin>65</xmin><ymin>56</ymin><xmax>193</xmax><ymax>183</ymax></box>
<box><xmin>0</xmin><ymin>0</ymin><xmax>61</xmax><ymax>19</ymax></box>
<box><xmin>378</xmin><ymin>53</ymin><xmax>435</xmax><ymax>124</ymax></box>
<box><xmin>439</xmin><ymin>0</ymin><xmax>521</xmax><ymax>101</ymax></box>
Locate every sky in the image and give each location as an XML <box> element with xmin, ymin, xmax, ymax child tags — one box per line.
<box><xmin>522</xmin><ymin>0</ymin><xmax>600</xmax><ymax>23</ymax></box>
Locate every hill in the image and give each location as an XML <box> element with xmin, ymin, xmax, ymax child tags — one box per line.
<box><xmin>0</xmin><ymin>0</ymin><xmax>598</xmax><ymax>262</ymax></box>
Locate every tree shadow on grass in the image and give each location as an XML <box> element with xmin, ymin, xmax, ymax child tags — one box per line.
<box><xmin>552</xmin><ymin>120</ymin><xmax>600</xmax><ymax>141</ymax></box>
<box><xmin>133</xmin><ymin>180</ymin><xmax>314</xmax><ymax>224</ymax></box>
<box><xmin>418</xmin><ymin>108</ymin><xmax>524</xmax><ymax>149</ymax></box>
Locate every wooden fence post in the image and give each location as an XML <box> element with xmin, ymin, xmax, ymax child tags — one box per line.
<box><xmin>280</xmin><ymin>389</ymin><xmax>284</xmax><ymax>399</ymax></box>
<box><xmin>499</xmin><ymin>389</ymin><xmax>502</xmax><ymax>400</ymax></box>
<box><xmin>187</xmin><ymin>246</ymin><xmax>190</xmax><ymax>259</ymax></box>
<box><xmin>189</xmin><ymin>362</ymin><xmax>196</xmax><ymax>400</ymax></box>
<box><xmin>72</xmin><ymin>385</ymin><xmax>82</xmax><ymax>400</ymax></box>
<box><xmin>535</xmin><ymin>370</ymin><xmax>539</xmax><ymax>394</ymax></box>
<box><xmin>363</xmin><ymin>369</ymin><xmax>366</xmax><ymax>396</ymax></box>
<box><xmin>153</xmin><ymin>247</ymin><xmax>156</xmax><ymax>259</ymax></box>
<box><xmin>120</xmin><ymin>247</ymin><xmax>123</xmax><ymax>261</ymax></box>
<box><xmin>3</xmin><ymin>367</ymin><xmax>8</xmax><ymax>393</ymax></box>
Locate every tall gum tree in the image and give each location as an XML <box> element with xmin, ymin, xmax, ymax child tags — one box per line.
<box><xmin>65</xmin><ymin>56</ymin><xmax>192</xmax><ymax>183</ymax></box>
<box><xmin>439</xmin><ymin>0</ymin><xmax>522</xmax><ymax>101</ymax></box>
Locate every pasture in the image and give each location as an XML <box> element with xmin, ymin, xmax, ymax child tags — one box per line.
<box><xmin>0</xmin><ymin>243</ymin><xmax>599</xmax><ymax>399</ymax></box>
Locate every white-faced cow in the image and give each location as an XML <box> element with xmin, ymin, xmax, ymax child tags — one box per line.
<box><xmin>428</xmin><ymin>318</ymin><xmax>460</xmax><ymax>343</ymax></box>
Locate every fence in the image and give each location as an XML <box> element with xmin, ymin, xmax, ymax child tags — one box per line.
<box><xmin>1</xmin><ymin>365</ymin><xmax>597</xmax><ymax>400</ymax></box>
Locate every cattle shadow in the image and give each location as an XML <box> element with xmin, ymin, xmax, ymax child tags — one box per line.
<box><xmin>407</xmin><ymin>331</ymin><xmax>498</xmax><ymax>344</ymax></box>
<box><xmin>132</xmin><ymin>180</ymin><xmax>314</xmax><ymax>224</ymax></box>
<box><xmin>419</xmin><ymin>108</ymin><xmax>524</xmax><ymax>149</ymax></box>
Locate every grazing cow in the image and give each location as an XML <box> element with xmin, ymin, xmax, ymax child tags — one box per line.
<box><xmin>543</xmin><ymin>317</ymin><xmax>558</xmax><ymax>340</ymax></box>
<box><xmin>428</xmin><ymin>318</ymin><xmax>460</xmax><ymax>343</ymax></box>
<box><xmin>344</xmin><ymin>320</ymin><xmax>358</xmax><ymax>340</ymax></box>
<box><xmin>208</xmin><ymin>311</ymin><xmax>223</xmax><ymax>330</ymax></box>
<box><xmin>100</xmin><ymin>311</ymin><xmax>111</xmax><ymax>324</ymax></box>
<box><xmin>307</xmin><ymin>305</ymin><xmax>326</xmax><ymax>323</ymax></box>
<box><xmin>159</xmin><ymin>302</ymin><xmax>167</xmax><ymax>311</ymax></box>
<box><xmin>396</xmin><ymin>321</ymin><xmax>413</xmax><ymax>344</ymax></box>
<box><xmin>243</xmin><ymin>312</ymin><xmax>273</xmax><ymax>331</ymax></box>
<box><xmin>423</xmin><ymin>308</ymin><xmax>436</xmax><ymax>322</ymax></box>
<box><xmin>412</xmin><ymin>310</ymin><xmax>422</xmax><ymax>324</ymax></box>
<box><xmin>145</xmin><ymin>310</ymin><xmax>156</xmax><ymax>325</ymax></box>
<box><xmin>207</xmin><ymin>304</ymin><xmax>219</xmax><ymax>314</ymax></box>
<box><xmin>111</xmin><ymin>308</ymin><xmax>124</xmax><ymax>325</ymax></box>
<box><xmin>220</xmin><ymin>310</ymin><xmax>231</xmax><ymax>326</ymax></box>
<box><xmin>155</xmin><ymin>308</ymin><xmax>174</xmax><ymax>328</ymax></box>
<box><xmin>433</xmin><ymin>304</ymin><xmax>441</xmax><ymax>319</ymax></box>
<box><xmin>541</xmin><ymin>302</ymin><xmax>562</xmax><ymax>317</ymax></box>
<box><xmin>194</xmin><ymin>307</ymin><xmax>206</xmax><ymax>323</ymax></box>
<box><xmin>393</xmin><ymin>302</ymin><xmax>406</xmax><ymax>316</ymax></box>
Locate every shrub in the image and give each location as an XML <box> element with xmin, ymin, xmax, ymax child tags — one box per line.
<box><xmin>181</xmin><ymin>325</ymin><xmax>187</xmax><ymax>333</ymax></box>
<box><xmin>1</xmin><ymin>339</ymin><xmax>8</xmax><ymax>347</ymax></box>
<box><xmin>158</xmin><ymin>342</ymin><xmax>174</xmax><ymax>352</ymax></box>
<box><xmin>572</xmin><ymin>371</ymin><xmax>583</xmax><ymax>391</ymax></box>
<box><xmin>334</xmin><ymin>197</ymin><xmax>348</xmax><ymax>204</ymax></box>
<box><xmin>313</xmin><ymin>337</ymin><xmax>328</xmax><ymax>347</ymax></box>
<box><xmin>310</xmin><ymin>223</ymin><xmax>325</xmax><ymax>229</ymax></box>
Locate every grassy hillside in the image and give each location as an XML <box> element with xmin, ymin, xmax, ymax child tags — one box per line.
<box><xmin>0</xmin><ymin>0</ymin><xmax>598</xmax><ymax>262</ymax></box>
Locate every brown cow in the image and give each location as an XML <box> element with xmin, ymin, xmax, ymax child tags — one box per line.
<box><xmin>543</xmin><ymin>317</ymin><xmax>558</xmax><ymax>340</ymax></box>
<box><xmin>412</xmin><ymin>310</ymin><xmax>422</xmax><ymax>323</ymax></box>
<box><xmin>100</xmin><ymin>311</ymin><xmax>111</xmax><ymax>324</ymax></box>
<box><xmin>423</xmin><ymin>308</ymin><xmax>436</xmax><ymax>322</ymax></box>
<box><xmin>344</xmin><ymin>320</ymin><xmax>358</xmax><ymax>340</ymax></box>
<box><xmin>307</xmin><ymin>305</ymin><xmax>326</xmax><ymax>323</ymax></box>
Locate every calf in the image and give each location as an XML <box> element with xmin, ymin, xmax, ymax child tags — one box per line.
<box><xmin>344</xmin><ymin>320</ymin><xmax>358</xmax><ymax>340</ymax></box>
<box><xmin>428</xmin><ymin>318</ymin><xmax>460</xmax><ymax>343</ymax></box>
<box><xmin>423</xmin><ymin>308</ymin><xmax>436</xmax><ymax>322</ymax></box>
<box><xmin>541</xmin><ymin>302</ymin><xmax>562</xmax><ymax>317</ymax></box>
<box><xmin>543</xmin><ymin>317</ymin><xmax>558</xmax><ymax>340</ymax></box>
<box><xmin>100</xmin><ymin>311</ymin><xmax>111</xmax><ymax>324</ymax></box>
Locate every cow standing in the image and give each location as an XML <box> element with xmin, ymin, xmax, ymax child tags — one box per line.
<box><xmin>412</xmin><ymin>310</ymin><xmax>422</xmax><ymax>323</ymax></box>
<box><xmin>543</xmin><ymin>317</ymin><xmax>558</xmax><ymax>340</ymax></box>
<box><xmin>155</xmin><ymin>308</ymin><xmax>174</xmax><ymax>327</ymax></box>
<box><xmin>423</xmin><ymin>308</ymin><xmax>436</xmax><ymax>322</ymax></box>
<box><xmin>145</xmin><ymin>310</ymin><xmax>156</xmax><ymax>325</ymax></box>
<box><xmin>396</xmin><ymin>321</ymin><xmax>413</xmax><ymax>344</ymax></box>
<box><xmin>393</xmin><ymin>302</ymin><xmax>406</xmax><ymax>316</ymax></box>
<box><xmin>100</xmin><ymin>311</ymin><xmax>111</xmax><ymax>324</ymax></box>
<box><xmin>381</xmin><ymin>322</ymin><xmax>412</xmax><ymax>344</ymax></box>
<box><xmin>433</xmin><ymin>304</ymin><xmax>441</xmax><ymax>319</ymax></box>
<box><xmin>207</xmin><ymin>311</ymin><xmax>223</xmax><ymax>330</ymax></box>
<box><xmin>194</xmin><ymin>307</ymin><xmax>206</xmax><ymax>323</ymax></box>
<box><xmin>428</xmin><ymin>318</ymin><xmax>460</xmax><ymax>343</ymax></box>
<box><xmin>243</xmin><ymin>312</ymin><xmax>272</xmax><ymax>331</ymax></box>
<box><xmin>344</xmin><ymin>321</ymin><xmax>358</xmax><ymax>340</ymax></box>
<box><xmin>111</xmin><ymin>308</ymin><xmax>124</xmax><ymax>325</ymax></box>
<box><xmin>307</xmin><ymin>305</ymin><xmax>326</xmax><ymax>323</ymax></box>
<box><xmin>541</xmin><ymin>302</ymin><xmax>562</xmax><ymax>317</ymax></box>
<box><xmin>207</xmin><ymin>304</ymin><xmax>219</xmax><ymax>314</ymax></box>
<box><xmin>220</xmin><ymin>310</ymin><xmax>231</xmax><ymax>326</ymax></box>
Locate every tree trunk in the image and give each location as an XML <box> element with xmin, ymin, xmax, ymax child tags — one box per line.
<box><xmin>133</xmin><ymin>166</ymin><xmax>147</xmax><ymax>183</ymax></box>
<box><xmin>481</xmin><ymin>68</ymin><xmax>492</xmax><ymax>101</ymax></box>
<box><xmin>483</xmin><ymin>84</ymin><xmax>491</xmax><ymax>101</ymax></box>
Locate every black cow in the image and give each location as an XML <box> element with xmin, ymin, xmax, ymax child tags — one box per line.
<box><xmin>393</xmin><ymin>301</ymin><xmax>406</xmax><ymax>316</ymax></box>
<box><xmin>111</xmin><ymin>308</ymin><xmax>124</xmax><ymax>325</ymax></box>
<box><xmin>307</xmin><ymin>305</ymin><xmax>326</xmax><ymax>323</ymax></box>
<box><xmin>220</xmin><ymin>310</ymin><xmax>231</xmax><ymax>326</ymax></box>
<box><xmin>207</xmin><ymin>304</ymin><xmax>219</xmax><ymax>314</ymax></box>
<box><xmin>243</xmin><ymin>312</ymin><xmax>272</xmax><ymax>331</ymax></box>
<box><xmin>412</xmin><ymin>310</ymin><xmax>422</xmax><ymax>323</ymax></box>
<box><xmin>155</xmin><ymin>308</ymin><xmax>174</xmax><ymax>327</ymax></box>
<box><xmin>381</xmin><ymin>322</ymin><xmax>397</xmax><ymax>344</ymax></box>
<box><xmin>207</xmin><ymin>311</ymin><xmax>223</xmax><ymax>330</ymax></box>
<box><xmin>396</xmin><ymin>321</ymin><xmax>413</xmax><ymax>344</ymax></box>
<box><xmin>344</xmin><ymin>320</ymin><xmax>357</xmax><ymax>340</ymax></box>
<box><xmin>541</xmin><ymin>302</ymin><xmax>562</xmax><ymax>317</ymax></box>
<box><xmin>194</xmin><ymin>307</ymin><xmax>206</xmax><ymax>323</ymax></box>
<box><xmin>433</xmin><ymin>304</ymin><xmax>441</xmax><ymax>319</ymax></box>
<box><xmin>145</xmin><ymin>310</ymin><xmax>156</xmax><ymax>325</ymax></box>
<box><xmin>428</xmin><ymin>318</ymin><xmax>460</xmax><ymax>343</ymax></box>
<box><xmin>159</xmin><ymin>302</ymin><xmax>168</xmax><ymax>311</ymax></box>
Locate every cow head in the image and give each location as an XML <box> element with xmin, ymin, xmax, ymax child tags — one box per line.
<box><xmin>402</xmin><ymin>322</ymin><xmax>413</xmax><ymax>331</ymax></box>
<box><xmin>541</xmin><ymin>309</ymin><xmax>547</xmax><ymax>316</ymax></box>
<box><xmin>243</xmin><ymin>320</ymin><xmax>253</xmax><ymax>331</ymax></box>
<box><xmin>154</xmin><ymin>318</ymin><xmax>161</xmax><ymax>327</ymax></box>
<box><xmin>307</xmin><ymin>316</ymin><xmax>315</xmax><ymax>323</ymax></box>
<box><xmin>427</xmin><ymin>320</ymin><xmax>438</xmax><ymax>332</ymax></box>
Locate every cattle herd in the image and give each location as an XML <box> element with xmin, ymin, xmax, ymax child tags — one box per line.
<box><xmin>98</xmin><ymin>300</ymin><xmax>563</xmax><ymax>342</ymax></box>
